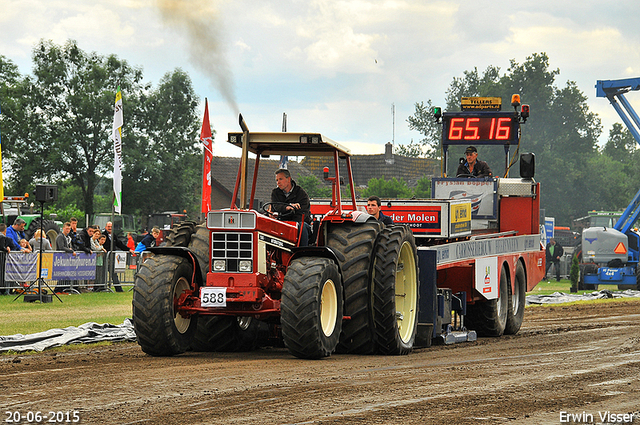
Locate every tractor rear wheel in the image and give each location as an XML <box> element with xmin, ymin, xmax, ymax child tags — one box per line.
<box><xmin>188</xmin><ymin>225</ymin><xmax>210</xmax><ymax>283</ymax></box>
<box><xmin>191</xmin><ymin>316</ymin><xmax>265</xmax><ymax>352</ymax></box>
<box><xmin>372</xmin><ymin>226</ymin><xmax>419</xmax><ymax>355</ymax></box>
<box><xmin>281</xmin><ymin>257</ymin><xmax>343</xmax><ymax>359</ymax></box>
<box><xmin>165</xmin><ymin>220</ymin><xmax>198</xmax><ymax>247</ymax></box>
<box><xmin>466</xmin><ymin>264</ymin><xmax>509</xmax><ymax>337</ymax></box>
<box><xmin>325</xmin><ymin>221</ymin><xmax>381</xmax><ymax>354</ymax></box>
<box><xmin>132</xmin><ymin>255</ymin><xmax>196</xmax><ymax>356</ymax></box>
<box><xmin>505</xmin><ymin>262</ymin><xmax>526</xmax><ymax>335</ymax></box>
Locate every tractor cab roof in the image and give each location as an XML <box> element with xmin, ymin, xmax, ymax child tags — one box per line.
<box><xmin>227</xmin><ymin>132</ymin><xmax>351</xmax><ymax>158</ymax></box>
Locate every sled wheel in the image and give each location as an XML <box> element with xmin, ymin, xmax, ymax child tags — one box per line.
<box><xmin>505</xmin><ymin>261</ymin><xmax>526</xmax><ymax>335</ymax></box>
<box><xmin>466</xmin><ymin>264</ymin><xmax>509</xmax><ymax>337</ymax></box>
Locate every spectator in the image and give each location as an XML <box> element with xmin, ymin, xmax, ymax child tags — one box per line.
<box><xmin>18</xmin><ymin>239</ymin><xmax>32</xmax><ymax>253</ymax></box>
<box><xmin>6</xmin><ymin>218</ymin><xmax>27</xmax><ymax>249</ymax></box>
<box><xmin>99</xmin><ymin>234</ymin><xmax>107</xmax><ymax>249</ymax></box>
<box><xmin>135</xmin><ymin>227</ymin><xmax>160</xmax><ymax>253</ymax></box>
<box><xmin>126</xmin><ymin>232</ymin><xmax>136</xmax><ymax>251</ymax></box>
<box><xmin>0</xmin><ymin>223</ymin><xmax>16</xmax><ymax>295</ymax></box>
<box><xmin>29</xmin><ymin>229</ymin><xmax>53</xmax><ymax>252</ymax></box>
<box><xmin>54</xmin><ymin>222</ymin><xmax>75</xmax><ymax>294</ymax></box>
<box><xmin>0</xmin><ymin>223</ymin><xmax>17</xmax><ymax>253</ymax></box>
<box><xmin>69</xmin><ymin>217</ymin><xmax>80</xmax><ymax>249</ymax></box>
<box><xmin>91</xmin><ymin>228</ymin><xmax>106</xmax><ymax>253</ymax></box>
<box><xmin>366</xmin><ymin>196</ymin><xmax>394</xmax><ymax>226</ymax></box>
<box><xmin>89</xmin><ymin>227</ymin><xmax>107</xmax><ymax>291</ymax></box>
<box><xmin>76</xmin><ymin>225</ymin><xmax>94</xmax><ymax>255</ymax></box>
<box><xmin>103</xmin><ymin>221</ymin><xmax>134</xmax><ymax>292</ymax></box>
<box><xmin>55</xmin><ymin>222</ymin><xmax>75</xmax><ymax>255</ymax></box>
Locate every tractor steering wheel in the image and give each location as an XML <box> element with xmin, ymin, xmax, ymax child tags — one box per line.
<box><xmin>261</xmin><ymin>202</ymin><xmax>296</xmax><ymax>220</ymax></box>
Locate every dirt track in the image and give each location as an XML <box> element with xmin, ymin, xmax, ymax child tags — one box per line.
<box><xmin>2</xmin><ymin>300</ymin><xmax>640</xmax><ymax>425</ymax></box>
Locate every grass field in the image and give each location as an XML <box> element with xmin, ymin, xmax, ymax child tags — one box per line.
<box><xmin>527</xmin><ymin>278</ymin><xmax>577</xmax><ymax>295</ymax></box>
<box><xmin>0</xmin><ymin>291</ymin><xmax>133</xmax><ymax>336</ymax></box>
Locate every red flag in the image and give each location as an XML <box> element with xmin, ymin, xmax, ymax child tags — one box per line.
<box><xmin>200</xmin><ymin>99</ymin><xmax>213</xmax><ymax>213</ymax></box>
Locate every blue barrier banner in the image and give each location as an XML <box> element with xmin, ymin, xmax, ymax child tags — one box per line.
<box><xmin>5</xmin><ymin>253</ymin><xmax>38</xmax><ymax>281</ymax></box>
<box><xmin>52</xmin><ymin>253</ymin><xmax>97</xmax><ymax>280</ymax></box>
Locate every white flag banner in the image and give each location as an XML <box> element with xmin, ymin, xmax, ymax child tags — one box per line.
<box><xmin>113</xmin><ymin>87</ymin><xmax>123</xmax><ymax>214</ymax></box>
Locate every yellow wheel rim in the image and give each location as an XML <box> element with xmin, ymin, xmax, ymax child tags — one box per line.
<box><xmin>320</xmin><ymin>279</ymin><xmax>338</xmax><ymax>337</ymax></box>
<box><xmin>173</xmin><ymin>277</ymin><xmax>191</xmax><ymax>334</ymax></box>
<box><xmin>396</xmin><ymin>241</ymin><xmax>417</xmax><ymax>343</ymax></box>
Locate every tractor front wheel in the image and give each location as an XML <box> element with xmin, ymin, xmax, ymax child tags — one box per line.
<box><xmin>132</xmin><ymin>255</ymin><xmax>196</xmax><ymax>356</ymax></box>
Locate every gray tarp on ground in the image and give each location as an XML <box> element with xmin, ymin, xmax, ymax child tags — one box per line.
<box><xmin>0</xmin><ymin>319</ymin><xmax>136</xmax><ymax>353</ymax></box>
<box><xmin>526</xmin><ymin>289</ymin><xmax>640</xmax><ymax>305</ymax></box>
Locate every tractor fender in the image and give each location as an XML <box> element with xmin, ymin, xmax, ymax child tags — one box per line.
<box><xmin>146</xmin><ymin>246</ymin><xmax>205</xmax><ymax>287</ymax></box>
<box><xmin>352</xmin><ymin>211</ymin><xmax>376</xmax><ymax>223</ymax></box>
<box><xmin>289</xmin><ymin>246</ymin><xmax>343</xmax><ymax>276</ymax></box>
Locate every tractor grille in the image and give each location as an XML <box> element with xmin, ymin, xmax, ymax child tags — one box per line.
<box><xmin>211</xmin><ymin>232</ymin><xmax>253</xmax><ymax>273</ymax></box>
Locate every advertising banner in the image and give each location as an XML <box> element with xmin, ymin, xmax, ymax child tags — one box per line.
<box><xmin>432</xmin><ymin>178</ymin><xmax>497</xmax><ymax>219</ymax></box>
<box><xmin>51</xmin><ymin>252</ymin><xmax>97</xmax><ymax>280</ymax></box>
<box><xmin>475</xmin><ymin>256</ymin><xmax>498</xmax><ymax>300</ymax></box>
<box><xmin>4</xmin><ymin>253</ymin><xmax>38</xmax><ymax>281</ymax></box>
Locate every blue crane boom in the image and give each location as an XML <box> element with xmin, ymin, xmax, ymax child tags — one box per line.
<box><xmin>596</xmin><ymin>78</ymin><xmax>640</xmax><ymax>145</ymax></box>
<box><xmin>595</xmin><ymin>78</ymin><xmax>640</xmax><ymax>235</ymax></box>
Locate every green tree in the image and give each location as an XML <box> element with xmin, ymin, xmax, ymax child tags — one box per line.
<box><xmin>298</xmin><ymin>174</ymin><xmax>331</xmax><ymax>198</ymax></box>
<box><xmin>0</xmin><ymin>55</ymin><xmax>43</xmax><ymax>194</ymax></box>
<box><xmin>0</xmin><ymin>40</ymin><xmax>202</xmax><ymax>219</ymax></box>
<box><xmin>121</xmin><ymin>69</ymin><xmax>201</xmax><ymax>217</ymax></box>
<box><xmin>413</xmin><ymin>176</ymin><xmax>431</xmax><ymax>199</ymax></box>
<box><xmin>404</xmin><ymin>100</ymin><xmax>441</xmax><ymax>158</ymax></box>
<box><xmin>3</xmin><ymin>40</ymin><xmax>145</xmax><ymax>217</ymax></box>
<box><xmin>394</xmin><ymin>139</ymin><xmax>425</xmax><ymax>158</ymax></box>
<box><xmin>362</xmin><ymin>177</ymin><xmax>412</xmax><ymax>199</ymax></box>
<box><xmin>603</xmin><ymin>123</ymin><xmax>636</xmax><ymax>163</ymax></box>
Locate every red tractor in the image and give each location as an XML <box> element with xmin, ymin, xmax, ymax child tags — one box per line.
<box><xmin>132</xmin><ymin>117</ymin><xmax>419</xmax><ymax>359</ymax></box>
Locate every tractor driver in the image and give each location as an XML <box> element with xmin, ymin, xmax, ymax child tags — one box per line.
<box><xmin>269</xmin><ymin>168</ymin><xmax>312</xmax><ymax>246</ymax></box>
<box><xmin>456</xmin><ymin>146</ymin><xmax>492</xmax><ymax>178</ymax></box>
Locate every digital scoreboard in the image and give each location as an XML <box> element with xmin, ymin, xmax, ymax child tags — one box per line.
<box><xmin>442</xmin><ymin>111</ymin><xmax>520</xmax><ymax>145</ymax></box>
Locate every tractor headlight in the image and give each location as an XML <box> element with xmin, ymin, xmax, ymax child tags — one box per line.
<box><xmin>213</xmin><ymin>260</ymin><xmax>226</xmax><ymax>271</ymax></box>
<box><xmin>239</xmin><ymin>260</ymin><xmax>252</xmax><ymax>272</ymax></box>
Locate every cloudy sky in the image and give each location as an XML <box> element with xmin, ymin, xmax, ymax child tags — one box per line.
<box><xmin>1</xmin><ymin>0</ymin><xmax>639</xmax><ymax>157</ymax></box>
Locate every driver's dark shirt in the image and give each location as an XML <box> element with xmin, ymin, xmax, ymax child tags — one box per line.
<box><xmin>457</xmin><ymin>160</ymin><xmax>492</xmax><ymax>178</ymax></box>
<box><xmin>270</xmin><ymin>180</ymin><xmax>311</xmax><ymax>224</ymax></box>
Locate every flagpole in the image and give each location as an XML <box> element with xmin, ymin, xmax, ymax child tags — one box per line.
<box><xmin>200</xmin><ymin>98</ymin><xmax>208</xmax><ymax>221</ymax></box>
<box><xmin>200</xmin><ymin>99</ymin><xmax>213</xmax><ymax>215</ymax></box>
<box><xmin>0</xmin><ymin>102</ymin><xmax>4</xmax><ymax>202</ymax></box>
<box><xmin>110</xmin><ymin>86</ymin><xmax>123</xmax><ymax>287</ymax></box>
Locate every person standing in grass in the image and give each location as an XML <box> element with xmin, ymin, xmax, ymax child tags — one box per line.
<box><xmin>545</xmin><ymin>238</ymin><xmax>564</xmax><ymax>282</ymax></box>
